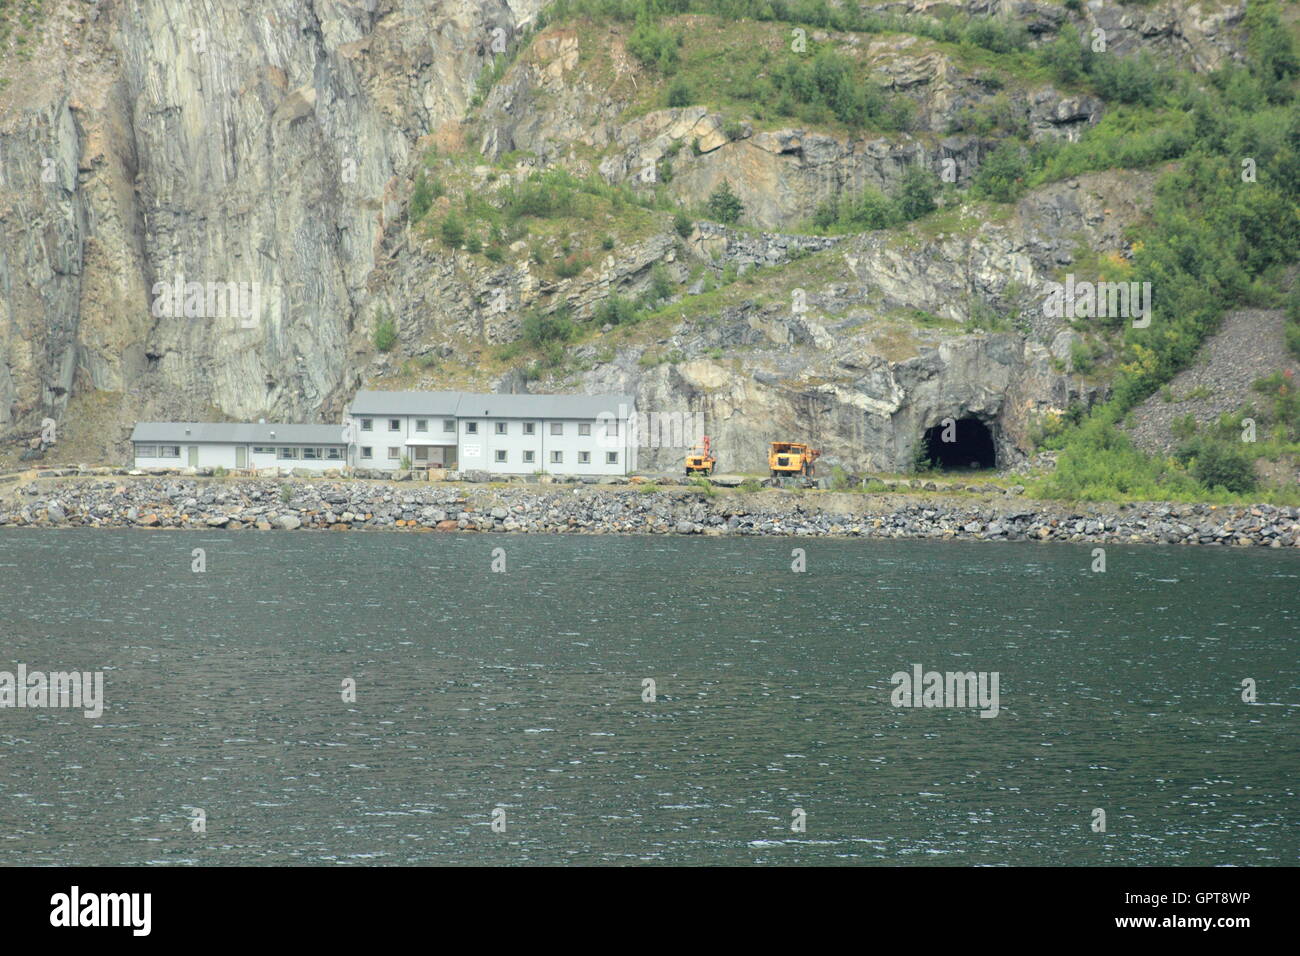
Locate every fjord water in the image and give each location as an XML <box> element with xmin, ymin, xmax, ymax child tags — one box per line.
<box><xmin>0</xmin><ymin>528</ymin><xmax>1294</xmax><ymax>866</ymax></box>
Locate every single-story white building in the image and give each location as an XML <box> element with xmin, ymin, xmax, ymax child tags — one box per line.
<box><xmin>130</xmin><ymin>422</ymin><xmax>349</xmax><ymax>471</ymax></box>
<box><xmin>346</xmin><ymin>390</ymin><xmax>637</xmax><ymax>475</ymax></box>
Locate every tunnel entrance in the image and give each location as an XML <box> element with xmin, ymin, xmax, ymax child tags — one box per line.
<box><xmin>919</xmin><ymin>417</ymin><xmax>997</xmax><ymax>471</ymax></box>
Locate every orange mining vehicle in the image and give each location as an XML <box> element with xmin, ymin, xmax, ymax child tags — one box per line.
<box><xmin>684</xmin><ymin>436</ymin><xmax>717</xmax><ymax>476</ymax></box>
<box><xmin>768</xmin><ymin>441</ymin><xmax>820</xmax><ymax>477</ymax></box>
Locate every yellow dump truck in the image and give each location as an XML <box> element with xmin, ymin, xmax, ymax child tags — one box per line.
<box><xmin>768</xmin><ymin>441</ymin><xmax>820</xmax><ymax>477</ymax></box>
<box><xmin>685</xmin><ymin>436</ymin><xmax>716</xmax><ymax>476</ymax></box>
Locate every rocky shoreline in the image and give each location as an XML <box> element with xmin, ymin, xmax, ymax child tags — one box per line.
<box><xmin>2</xmin><ymin>474</ymin><xmax>1299</xmax><ymax>548</ymax></box>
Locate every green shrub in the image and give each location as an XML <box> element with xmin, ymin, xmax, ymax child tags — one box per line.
<box><xmin>554</xmin><ymin>254</ymin><xmax>589</xmax><ymax>278</ymax></box>
<box><xmin>768</xmin><ymin>48</ymin><xmax>908</xmax><ymax>130</ymax></box>
<box><xmin>595</xmin><ymin>295</ymin><xmax>639</xmax><ymax>326</ymax></box>
<box><xmin>895</xmin><ymin>165</ymin><xmax>938</xmax><ymax>220</ymax></box>
<box><xmin>1177</xmin><ymin>438</ymin><xmax>1258</xmax><ymax>494</ymax></box>
<box><xmin>666</xmin><ymin>77</ymin><xmax>692</xmax><ymax>107</ymax></box>
<box><xmin>972</xmin><ymin>141</ymin><xmax>1029</xmax><ymax>202</ymax></box>
<box><xmin>689</xmin><ymin>477</ymin><xmax>716</xmax><ymax>496</ymax></box>
<box><xmin>645</xmin><ymin>263</ymin><xmax>676</xmax><ymax>304</ymax></box>
<box><xmin>410</xmin><ymin>172</ymin><xmax>434</xmax><ymax>222</ymax></box>
<box><xmin>627</xmin><ymin>15</ymin><xmax>680</xmax><ymax>73</ymax></box>
<box><xmin>706</xmin><ymin>180</ymin><xmax>743</xmax><ymax>224</ymax></box>
<box><xmin>1252</xmin><ymin>370</ymin><xmax>1300</xmax><ymax>441</ymax></box>
<box><xmin>673</xmin><ymin>210</ymin><xmax>694</xmax><ymax>238</ymax></box>
<box><xmin>373</xmin><ymin>308</ymin><xmax>397</xmax><ymax>352</ymax></box>
<box><xmin>521</xmin><ymin>306</ymin><xmax>576</xmax><ymax>350</ymax></box>
<box><xmin>439</xmin><ymin>215</ymin><xmax>465</xmax><ymax>248</ymax></box>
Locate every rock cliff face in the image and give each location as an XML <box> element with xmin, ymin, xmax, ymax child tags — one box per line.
<box><xmin>1</xmin><ymin>0</ymin><xmax>544</xmax><ymax>442</ymax></box>
<box><xmin>0</xmin><ymin>1</ymin><xmax>1247</xmax><ymax>471</ymax></box>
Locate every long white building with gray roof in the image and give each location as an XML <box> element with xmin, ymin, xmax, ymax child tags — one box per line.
<box><xmin>130</xmin><ymin>422</ymin><xmax>349</xmax><ymax>471</ymax></box>
<box><xmin>346</xmin><ymin>390</ymin><xmax>637</xmax><ymax>475</ymax></box>
<box><xmin>130</xmin><ymin>391</ymin><xmax>638</xmax><ymax>476</ymax></box>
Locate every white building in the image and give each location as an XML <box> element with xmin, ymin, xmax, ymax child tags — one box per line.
<box><xmin>130</xmin><ymin>422</ymin><xmax>348</xmax><ymax>471</ymax></box>
<box><xmin>347</xmin><ymin>390</ymin><xmax>637</xmax><ymax>476</ymax></box>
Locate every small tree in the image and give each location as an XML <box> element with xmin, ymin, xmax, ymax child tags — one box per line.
<box><xmin>440</xmin><ymin>215</ymin><xmax>465</xmax><ymax>248</ymax></box>
<box><xmin>896</xmin><ymin>165</ymin><xmax>938</xmax><ymax>221</ymax></box>
<box><xmin>373</xmin><ymin>307</ymin><xmax>397</xmax><ymax>352</ymax></box>
<box><xmin>410</xmin><ymin>173</ymin><xmax>434</xmax><ymax>222</ymax></box>
<box><xmin>1178</xmin><ymin>438</ymin><xmax>1257</xmax><ymax>494</ymax></box>
<box><xmin>972</xmin><ymin>141</ymin><xmax>1028</xmax><ymax>203</ymax></box>
<box><xmin>706</xmin><ymin>180</ymin><xmax>743</xmax><ymax>225</ymax></box>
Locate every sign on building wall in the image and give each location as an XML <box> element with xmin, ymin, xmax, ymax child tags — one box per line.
<box><xmin>463</xmin><ymin>443</ymin><xmax>481</xmax><ymax>458</ymax></box>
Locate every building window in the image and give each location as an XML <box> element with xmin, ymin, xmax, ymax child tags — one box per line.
<box><xmin>415</xmin><ymin>419</ymin><xmax>428</xmax><ymax>432</ymax></box>
<box><xmin>550</xmin><ymin>422</ymin><xmax>563</xmax><ymax>436</ymax></box>
<box><xmin>551</xmin><ymin>450</ymin><xmax>563</xmax><ymax>464</ymax></box>
<box><xmin>414</xmin><ymin>447</ymin><xmax>428</xmax><ymax>461</ymax></box>
<box><xmin>607</xmin><ymin>421</ymin><xmax>620</xmax><ymax>437</ymax></box>
<box><xmin>465</xmin><ymin>422</ymin><xmax>478</xmax><ymax>434</ymax></box>
<box><xmin>495</xmin><ymin>450</ymin><xmax>507</xmax><ymax>463</ymax></box>
<box><xmin>523</xmin><ymin>422</ymin><xmax>535</xmax><ymax>435</ymax></box>
<box><xmin>252</xmin><ymin>446</ymin><xmax>274</xmax><ymax>454</ymax></box>
<box><xmin>136</xmin><ymin>445</ymin><xmax>157</xmax><ymax>457</ymax></box>
<box><xmin>495</xmin><ymin>422</ymin><xmax>507</xmax><ymax>435</ymax></box>
<box><xmin>579</xmin><ymin>423</ymin><xmax>591</xmax><ymax>436</ymax></box>
<box><xmin>278</xmin><ymin>448</ymin><xmax>299</xmax><ymax>460</ymax></box>
<box><xmin>606</xmin><ymin>452</ymin><xmax>619</xmax><ymax>465</ymax></box>
<box><xmin>158</xmin><ymin>445</ymin><xmax>180</xmax><ymax>458</ymax></box>
<box><xmin>327</xmin><ymin>448</ymin><xmax>343</xmax><ymax>460</ymax></box>
<box><xmin>302</xmin><ymin>447</ymin><xmax>321</xmax><ymax>460</ymax></box>
<box><xmin>387</xmin><ymin>447</ymin><xmax>400</xmax><ymax>459</ymax></box>
<box><xmin>444</xmin><ymin>419</ymin><xmax>455</xmax><ymax>433</ymax></box>
<box><xmin>579</xmin><ymin>451</ymin><xmax>591</xmax><ymax>464</ymax></box>
<box><xmin>388</xmin><ymin>419</ymin><xmax>401</xmax><ymax>432</ymax></box>
<box><xmin>523</xmin><ymin>450</ymin><xmax>535</xmax><ymax>464</ymax></box>
<box><xmin>361</xmin><ymin>447</ymin><xmax>373</xmax><ymax>459</ymax></box>
<box><xmin>360</xmin><ymin>418</ymin><xmax>373</xmax><ymax>431</ymax></box>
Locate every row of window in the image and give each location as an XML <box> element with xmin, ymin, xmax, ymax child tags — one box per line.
<box><xmin>135</xmin><ymin>445</ymin><xmax>343</xmax><ymax>460</ymax></box>
<box><xmin>357</xmin><ymin>447</ymin><xmax>618</xmax><ymax>465</ymax></box>
<box><xmin>262</xmin><ymin>447</ymin><xmax>344</xmax><ymax>461</ymax></box>
<box><xmin>357</xmin><ymin>418</ymin><xmax>618</xmax><ymax>437</ymax></box>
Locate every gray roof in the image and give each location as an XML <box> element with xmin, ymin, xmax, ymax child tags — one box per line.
<box><xmin>349</xmin><ymin>390</ymin><xmax>464</xmax><ymax>417</ymax></box>
<box><xmin>457</xmin><ymin>392</ymin><xmax>634</xmax><ymax>420</ymax></box>
<box><xmin>130</xmin><ymin>422</ymin><xmax>347</xmax><ymax>445</ymax></box>
<box><xmin>348</xmin><ymin>390</ymin><xmax>635</xmax><ymax>420</ymax></box>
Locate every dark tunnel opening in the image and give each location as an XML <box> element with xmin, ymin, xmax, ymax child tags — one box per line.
<box><xmin>920</xmin><ymin>417</ymin><xmax>997</xmax><ymax>471</ymax></box>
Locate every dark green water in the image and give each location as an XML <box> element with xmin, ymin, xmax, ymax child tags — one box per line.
<box><xmin>0</xmin><ymin>528</ymin><xmax>1295</xmax><ymax>866</ymax></box>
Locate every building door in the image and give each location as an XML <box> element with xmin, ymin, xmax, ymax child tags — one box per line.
<box><xmin>188</xmin><ymin>446</ymin><xmax>199</xmax><ymax>468</ymax></box>
<box><xmin>235</xmin><ymin>446</ymin><xmax>247</xmax><ymax>469</ymax></box>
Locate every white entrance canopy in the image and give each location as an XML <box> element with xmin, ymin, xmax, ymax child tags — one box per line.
<box><xmin>404</xmin><ymin>438</ymin><xmax>456</xmax><ymax>447</ymax></box>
